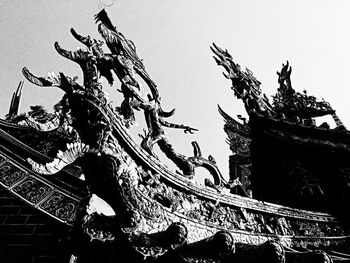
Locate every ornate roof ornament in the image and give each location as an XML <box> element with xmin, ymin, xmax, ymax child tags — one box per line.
<box><xmin>212</xmin><ymin>43</ymin><xmax>346</xmax><ymax>130</ymax></box>
<box><xmin>0</xmin><ymin>7</ymin><xmax>349</xmax><ymax>263</ymax></box>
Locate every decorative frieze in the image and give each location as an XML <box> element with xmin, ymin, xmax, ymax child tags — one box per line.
<box><xmin>0</xmin><ymin>153</ymin><xmax>80</xmax><ymax>224</ymax></box>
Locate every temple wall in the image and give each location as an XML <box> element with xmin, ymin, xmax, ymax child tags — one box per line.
<box><xmin>0</xmin><ymin>187</ymin><xmax>70</xmax><ymax>263</ymax></box>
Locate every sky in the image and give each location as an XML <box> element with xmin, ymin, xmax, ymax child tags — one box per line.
<box><xmin>1</xmin><ymin>0</ymin><xmax>350</xmax><ymax>180</ymax></box>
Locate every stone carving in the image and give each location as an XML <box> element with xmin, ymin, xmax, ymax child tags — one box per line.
<box><xmin>172</xmin><ymin>231</ymin><xmax>235</xmax><ymax>261</ymax></box>
<box><xmin>94</xmin><ymin>10</ymin><xmax>223</xmax><ymax>181</ymax></box>
<box><xmin>39</xmin><ymin>191</ymin><xmax>79</xmax><ymax>222</ymax></box>
<box><xmin>273</xmin><ymin>62</ymin><xmax>334</xmax><ymax>120</ymax></box>
<box><xmin>211</xmin><ymin>43</ymin><xmax>275</xmax><ymax>116</ymax></box>
<box><xmin>12</xmin><ymin>178</ymin><xmax>53</xmax><ymax>204</ymax></box>
<box><xmin>0</xmin><ymin>164</ymin><xmax>27</xmax><ymax>187</ymax></box>
<box><xmin>212</xmin><ymin>42</ymin><xmax>350</xmax><ymax>215</ymax></box>
<box><xmin>234</xmin><ymin>240</ymin><xmax>285</xmax><ymax>263</ymax></box>
<box><xmin>5</xmin><ymin>81</ymin><xmax>23</xmax><ymax>121</ymax></box>
<box><xmin>218</xmin><ymin>105</ymin><xmax>252</xmax><ymax>194</ymax></box>
<box><xmin>212</xmin><ymin>43</ymin><xmax>345</xmax><ymax>130</ymax></box>
<box><xmin>24</xmin><ymin>12</ymin><xmax>223</xmax><ymax>186</ymax></box>
<box><xmin>0</xmin><ymin>155</ymin><xmax>80</xmax><ymax>224</ymax></box>
<box><xmin>0</xmin><ymin>6</ymin><xmax>347</xmax><ymax>263</ymax></box>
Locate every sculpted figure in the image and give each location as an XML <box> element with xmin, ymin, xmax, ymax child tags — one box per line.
<box><xmin>92</xmin><ymin>10</ymin><xmax>224</xmax><ymax>182</ymax></box>
<box><xmin>273</xmin><ymin>62</ymin><xmax>335</xmax><ymax>121</ymax></box>
<box><xmin>211</xmin><ymin>43</ymin><xmax>275</xmax><ymax>116</ymax></box>
<box><xmin>24</xmin><ymin>11</ymin><xmax>225</xmax><ymax>222</ymax></box>
<box><xmin>70</xmin><ymin>28</ymin><xmax>140</xmax><ymax>124</ymax></box>
<box><xmin>54</xmin><ymin>39</ymin><xmax>107</xmax><ymax>101</ymax></box>
<box><xmin>139</xmin><ymin>95</ymin><xmax>198</xmax><ymax>177</ymax></box>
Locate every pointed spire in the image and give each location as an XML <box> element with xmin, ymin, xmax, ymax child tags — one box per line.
<box><xmin>6</xmin><ymin>81</ymin><xmax>23</xmax><ymax>119</ymax></box>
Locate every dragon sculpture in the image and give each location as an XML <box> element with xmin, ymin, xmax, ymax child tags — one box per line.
<box><xmin>23</xmin><ymin>8</ymin><xmax>226</xmax><ymax>235</ymax></box>
<box><xmin>211</xmin><ymin>43</ymin><xmax>344</xmax><ymax>127</ymax></box>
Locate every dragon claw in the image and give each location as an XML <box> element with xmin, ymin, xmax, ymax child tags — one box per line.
<box><xmin>184</xmin><ymin>127</ymin><xmax>198</xmax><ymax>134</ymax></box>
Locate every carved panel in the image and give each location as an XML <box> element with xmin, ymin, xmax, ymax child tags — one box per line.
<box><xmin>134</xmin><ymin>165</ymin><xmax>346</xmax><ymax>247</ymax></box>
<box><xmin>0</xmin><ymin>155</ymin><xmax>6</xmax><ymax>165</ymax></box>
<box><xmin>12</xmin><ymin>177</ymin><xmax>53</xmax><ymax>204</ymax></box>
<box><xmin>226</xmin><ymin>130</ymin><xmax>251</xmax><ymax>157</ymax></box>
<box><xmin>39</xmin><ymin>191</ymin><xmax>79</xmax><ymax>222</ymax></box>
<box><xmin>0</xmin><ymin>153</ymin><xmax>81</xmax><ymax>224</ymax></box>
<box><xmin>0</xmin><ymin>161</ymin><xmax>28</xmax><ymax>187</ymax></box>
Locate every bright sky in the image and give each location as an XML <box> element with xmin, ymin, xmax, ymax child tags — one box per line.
<box><xmin>1</xmin><ymin>0</ymin><xmax>350</xmax><ymax>180</ymax></box>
